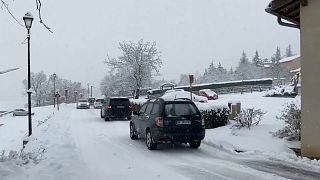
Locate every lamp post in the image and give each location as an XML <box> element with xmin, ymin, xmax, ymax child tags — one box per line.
<box><xmin>53</xmin><ymin>73</ymin><xmax>56</xmax><ymax>107</ymax></box>
<box><xmin>23</xmin><ymin>12</ymin><xmax>34</xmax><ymax>136</ymax></box>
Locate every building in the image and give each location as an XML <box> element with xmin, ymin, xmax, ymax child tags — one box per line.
<box><xmin>266</xmin><ymin>0</ymin><xmax>320</xmax><ymax>158</ymax></box>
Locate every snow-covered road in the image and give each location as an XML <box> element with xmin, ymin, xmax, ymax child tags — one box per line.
<box><xmin>1</xmin><ymin>104</ymin><xmax>320</xmax><ymax>180</ymax></box>
<box><xmin>67</xmin><ymin>107</ymin><xmax>281</xmax><ymax>180</ymax></box>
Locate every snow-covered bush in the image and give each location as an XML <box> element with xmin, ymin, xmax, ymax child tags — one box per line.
<box><xmin>232</xmin><ymin>108</ymin><xmax>265</xmax><ymax>129</ymax></box>
<box><xmin>265</xmin><ymin>85</ymin><xmax>297</xmax><ymax>97</ymax></box>
<box><xmin>273</xmin><ymin>103</ymin><xmax>301</xmax><ymax>141</ymax></box>
<box><xmin>201</xmin><ymin>108</ymin><xmax>229</xmax><ymax>129</ymax></box>
<box><xmin>0</xmin><ymin>146</ymin><xmax>46</xmax><ymax>165</ymax></box>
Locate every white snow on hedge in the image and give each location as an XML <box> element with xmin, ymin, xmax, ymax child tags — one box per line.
<box><xmin>265</xmin><ymin>85</ymin><xmax>296</xmax><ymax>96</ymax></box>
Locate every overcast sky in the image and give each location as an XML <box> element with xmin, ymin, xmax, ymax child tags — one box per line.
<box><xmin>1</xmin><ymin>0</ymin><xmax>300</xmax><ymax>101</ymax></box>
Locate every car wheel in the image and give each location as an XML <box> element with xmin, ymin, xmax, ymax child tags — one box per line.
<box><xmin>189</xmin><ymin>141</ymin><xmax>201</xmax><ymax>149</ymax></box>
<box><xmin>146</xmin><ymin>130</ymin><xmax>157</xmax><ymax>150</ymax></box>
<box><xmin>100</xmin><ymin>110</ymin><xmax>104</xmax><ymax>118</ymax></box>
<box><xmin>105</xmin><ymin>116</ymin><xmax>110</xmax><ymax>121</ymax></box>
<box><xmin>130</xmin><ymin>122</ymin><xmax>138</xmax><ymax>140</ymax></box>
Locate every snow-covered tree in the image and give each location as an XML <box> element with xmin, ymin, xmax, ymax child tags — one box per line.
<box><xmin>252</xmin><ymin>50</ymin><xmax>263</xmax><ymax>67</ymax></box>
<box><xmin>285</xmin><ymin>44</ymin><xmax>293</xmax><ymax>57</ymax></box>
<box><xmin>23</xmin><ymin>72</ymin><xmax>86</xmax><ymax>106</ymax></box>
<box><xmin>104</xmin><ymin>39</ymin><xmax>162</xmax><ymax>98</ymax></box>
<box><xmin>269</xmin><ymin>47</ymin><xmax>283</xmax><ymax>80</ymax></box>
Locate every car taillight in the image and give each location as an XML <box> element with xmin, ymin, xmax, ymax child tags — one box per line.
<box><xmin>107</xmin><ymin>105</ymin><xmax>112</xmax><ymax>109</ymax></box>
<box><xmin>155</xmin><ymin>117</ymin><xmax>164</xmax><ymax>127</ymax></box>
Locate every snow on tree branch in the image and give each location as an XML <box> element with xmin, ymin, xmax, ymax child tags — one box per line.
<box><xmin>104</xmin><ymin>39</ymin><xmax>162</xmax><ymax>98</ymax></box>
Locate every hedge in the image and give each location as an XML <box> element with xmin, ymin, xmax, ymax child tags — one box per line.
<box><xmin>201</xmin><ymin>108</ymin><xmax>229</xmax><ymax>129</ymax></box>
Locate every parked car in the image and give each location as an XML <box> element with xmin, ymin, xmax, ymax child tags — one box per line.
<box><xmin>161</xmin><ymin>90</ymin><xmax>208</xmax><ymax>103</ymax></box>
<box><xmin>88</xmin><ymin>97</ymin><xmax>96</xmax><ymax>106</ymax></box>
<box><xmin>76</xmin><ymin>99</ymin><xmax>90</xmax><ymax>109</ymax></box>
<box><xmin>101</xmin><ymin>97</ymin><xmax>132</xmax><ymax>121</ymax></box>
<box><xmin>13</xmin><ymin>109</ymin><xmax>34</xmax><ymax>116</ymax></box>
<box><xmin>198</xmin><ymin>89</ymin><xmax>218</xmax><ymax>100</ymax></box>
<box><xmin>94</xmin><ymin>98</ymin><xmax>104</xmax><ymax>109</ymax></box>
<box><xmin>130</xmin><ymin>98</ymin><xmax>205</xmax><ymax>150</ymax></box>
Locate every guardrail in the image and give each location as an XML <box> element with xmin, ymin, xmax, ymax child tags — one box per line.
<box><xmin>0</xmin><ymin>111</ymin><xmax>13</xmax><ymax>117</ymax></box>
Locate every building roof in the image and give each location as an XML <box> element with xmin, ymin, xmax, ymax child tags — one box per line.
<box><xmin>279</xmin><ymin>55</ymin><xmax>300</xmax><ymax>63</ymax></box>
<box><xmin>265</xmin><ymin>0</ymin><xmax>306</xmax><ymax>28</ymax></box>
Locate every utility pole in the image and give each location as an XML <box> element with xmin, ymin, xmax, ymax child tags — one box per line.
<box><xmin>90</xmin><ymin>85</ymin><xmax>93</xmax><ymax>97</ymax></box>
<box><xmin>87</xmin><ymin>83</ymin><xmax>90</xmax><ymax>98</ymax></box>
<box><xmin>53</xmin><ymin>73</ymin><xmax>56</xmax><ymax>108</ymax></box>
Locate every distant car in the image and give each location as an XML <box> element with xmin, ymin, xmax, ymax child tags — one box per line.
<box><xmin>13</xmin><ymin>109</ymin><xmax>34</xmax><ymax>116</ymax></box>
<box><xmin>198</xmin><ymin>89</ymin><xmax>218</xmax><ymax>100</ymax></box>
<box><xmin>88</xmin><ymin>97</ymin><xmax>96</xmax><ymax>106</ymax></box>
<box><xmin>76</xmin><ymin>99</ymin><xmax>90</xmax><ymax>109</ymax></box>
<box><xmin>130</xmin><ymin>98</ymin><xmax>205</xmax><ymax>150</ymax></box>
<box><xmin>101</xmin><ymin>97</ymin><xmax>132</xmax><ymax>121</ymax></box>
<box><xmin>161</xmin><ymin>90</ymin><xmax>208</xmax><ymax>103</ymax></box>
<box><xmin>164</xmin><ymin>89</ymin><xmax>184</xmax><ymax>94</ymax></box>
<box><xmin>94</xmin><ymin>98</ymin><xmax>104</xmax><ymax>109</ymax></box>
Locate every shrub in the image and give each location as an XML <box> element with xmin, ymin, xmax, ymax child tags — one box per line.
<box><xmin>201</xmin><ymin>108</ymin><xmax>229</xmax><ymax>129</ymax></box>
<box><xmin>273</xmin><ymin>103</ymin><xmax>301</xmax><ymax>141</ymax></box>
<box><xmin>232</xmin><ymin>108</ymin><xmax>265</xmax><ymax>129</ymax></box>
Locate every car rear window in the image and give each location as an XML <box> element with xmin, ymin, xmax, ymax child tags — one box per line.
<box><xmin>110</xmin><ymin>98</ymin><xmax>130</xmax><ymax>105</ymax></box>
<box><xmin>96</xmin><ymin>99</ymin><xmax>104</xmax><ymax>103</ymax></box>
<box><xmin>165</xmin><ymin>103</ymin><xmax>200</xmax><ymax>117</ymax></box>
<box><xmin>79</xmin><ymin>99</ymin><xmax>88</xmax><ymax>102</ymax></box>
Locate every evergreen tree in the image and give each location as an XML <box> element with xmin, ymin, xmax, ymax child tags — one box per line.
<box><xmin>252</xmin><ymin>50</ymin><xmax>263</xmax><ymax>67</ymax></box>
<box><xmin>275</xmin><ymin>46</ymin><xmax>281</xmax><ymax>62</ymax></box>
<box><xmin>285</xmin><ymin>44</ymin><xmax>293</xmax><ymax>57</ymax></box>
<box><xmin>240</xmin><ymin>51</ymin><xmax>249</xmax><ymax>64</ymax></box>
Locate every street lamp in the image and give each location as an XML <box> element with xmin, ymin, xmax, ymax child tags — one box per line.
<box><xmin>53</xmin><ymin>73</ymin><xmax>56</xmax><ymax>107</ymax></box>
<box><xmin>23</xmin><ymin>12</ymin><xmax>34</xmax><ymax>136</ymax></box>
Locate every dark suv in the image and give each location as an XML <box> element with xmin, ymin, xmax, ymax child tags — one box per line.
<box><xmin>100</xmin><ymin>97</ymin><xmax>132</xmax><ymax>121</ymax></box>
<box><xmin>130</xmin><ymin>98</ymin><xmax>205</xmax><ymax>150</ymax></box>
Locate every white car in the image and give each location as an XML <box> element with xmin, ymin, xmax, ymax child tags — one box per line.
<box><xmin>76</xmin><ymin>99</ymin><xmax>90</xmax><ymax>109</ymax></box>
<box><xmin>161</xmin><ymin>90</ymin><xmax>208</xmax><ymax>103</ymax></box>
<box><xmin>13</xmin><ymin>109</ymin><xmax>34</xmax><ymax>116</ymax></box>
<box><xmin>94</xmin><ymin>98</ymin><xmax>104</xmax><ymax>109</ymax></box>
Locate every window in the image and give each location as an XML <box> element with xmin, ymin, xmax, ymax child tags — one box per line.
<box><xmin>145</xmin><ymin>103</ymin><xmax>153</xmax><ymax>115</ymax></box>
<box><xmin>151</xmin><ymin>103</ymin><xmax>159</xmax><ymax>115</ymax></box>
<box><xmin>110</xmin><ymin>98</ymin><xmax>130</xmax><ymax>105</ymax></box>
<box><xmin>165</xmin><ymin>103</ymin><xmax>200</xmax><ymax>117</ymax></box>
<box><xmin>139</xmin><ymin>103</ymin><xmax>148</xmax><ymax>114</ymax></box>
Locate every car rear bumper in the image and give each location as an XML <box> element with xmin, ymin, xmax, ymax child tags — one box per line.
<box><xmin>77</xmin><ymin>106</ymin><xmax>90</xmax><ymax>109</ymax></box>
<box><xmin>152</xmin><ymin>128</ymin><xmax>205</xmax><ymax>143</ymax></box>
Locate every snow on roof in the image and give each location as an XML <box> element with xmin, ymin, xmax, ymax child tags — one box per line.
<box><xmin>290</xmin><ymin>68</ymin><xmax>301</xmax><ymax>73</ymax></box>
<box><xmin>279</xmin><ymin>55</ymin><xmax>300</xmax><ymax>63</ymax></box>
<box><xmin>175</xmin><ymin>78</ymin><xmax>272</xmax><ymax>89</ymax></box>
<box><xmin>161</xmin><ymin>91</ymin><xmax>208</xmax><ymax>103</ymax></box>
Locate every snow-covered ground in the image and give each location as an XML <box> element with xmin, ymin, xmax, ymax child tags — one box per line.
<box><xmin>1</xmin><ymin>93</ymin><xmax>320</xmax><ymax>180</ymax></box>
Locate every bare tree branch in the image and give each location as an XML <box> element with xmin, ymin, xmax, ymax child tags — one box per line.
<box><xmin>0</xmin><ymin>0</ymin><xmax>24</xmax><ymax>27</ymax></box>
<box><xmin>36</xmin><ymin>0</ymin><xmax>53</xmax><ymax>33</ymax></box>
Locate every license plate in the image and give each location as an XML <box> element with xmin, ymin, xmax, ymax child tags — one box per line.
<box><xmin>117</xmin><ymin>106</ymin><xmax>124</xmax><ymax>108</ymax></box>
<box><xmin>176</xmin><ymin>120</ymin><xmax>191</xmax><ymax>125</ymax></box>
